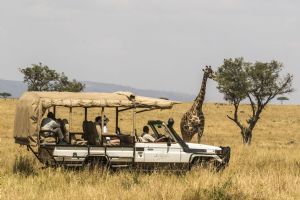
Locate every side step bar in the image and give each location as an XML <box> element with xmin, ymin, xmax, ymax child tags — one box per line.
<box><xmin>110</xmin><ymin>164</ymin><xmax>132</xmax><ymax>168</ymax></box>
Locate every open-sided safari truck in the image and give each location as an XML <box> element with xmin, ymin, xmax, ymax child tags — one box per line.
<box><xmin>14</xmin><ymin>91</ymin><xmax>230</xmax><ymax>171</ymax></box>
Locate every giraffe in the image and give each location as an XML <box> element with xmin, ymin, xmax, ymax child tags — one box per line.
<box><xmin>180</xmin><ymin>66</ymin><xmax>214</xmax><ymax>143</ymax></box>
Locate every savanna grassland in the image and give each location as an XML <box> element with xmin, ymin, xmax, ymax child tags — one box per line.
<box><xmin>0</xmin><ymin>99</ymin><xmax>299</xmax><ymax>200</ymax></box>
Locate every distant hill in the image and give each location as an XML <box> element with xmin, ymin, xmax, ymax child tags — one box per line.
<box><xmin>0</xmin><ymin>79</ymin><xmax>195</xmax><ymax>101</ymax></box>
<box><xmin>0</xmin><ymin>79</ymin><xmax>27</xmax><ymax>98</ymax></box>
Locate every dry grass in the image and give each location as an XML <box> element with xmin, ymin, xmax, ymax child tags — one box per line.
<box><xmin>0</xmin><ymin>99</ymin><xmax>299</xmax><ymax>200</ymax></box>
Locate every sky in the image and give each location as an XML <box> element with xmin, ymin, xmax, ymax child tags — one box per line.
<box><xmin>0</xmin><ymin>0</ymin><xmax>299</xmax><ymax>103</ymax></box>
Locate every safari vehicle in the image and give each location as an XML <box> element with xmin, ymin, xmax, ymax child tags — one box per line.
<box><xmin>14</xmin><ymin>91</ymin><xmax>230</xmax><ymax>171</ymax></box>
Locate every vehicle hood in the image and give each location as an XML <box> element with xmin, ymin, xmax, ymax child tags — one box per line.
<box><xmin>186</xmin><ymin>143</ymin><xmax>221</xmax><ymax>152</ymax></box>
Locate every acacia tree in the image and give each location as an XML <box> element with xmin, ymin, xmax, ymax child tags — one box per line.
<box><xmin>216</xmin><ymin>58</ymin><xmax>293</xmax><ymax>145</ymax></box>
<box><xmin>52</xmin><ymin>72</ymin><xmax>85</xmax><ymax>92</ymax></box>
<box><xmin>277</xmin><ymin>96</ymin><xmax>289</xmax><ymax>105</ymax></box>
<box><xmin>19</xmin><ymin>63</ymin><xmax>59</xmax><ymax>91</ymax></box>
<box><xmin>19</xmin><ymin>63</ymin><xmax>85</xmax><ymax>92</ymax></box>
<box><xmin>0</xmin><ymin>92</ymin><xmax>12</xmax><ymax>99</ymax></box>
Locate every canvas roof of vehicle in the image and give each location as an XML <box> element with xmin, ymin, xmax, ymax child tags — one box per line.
<box><xmin>13</xmin><ymin>91</ymin><xmax>179</xmax><ymax>145</ymax></box>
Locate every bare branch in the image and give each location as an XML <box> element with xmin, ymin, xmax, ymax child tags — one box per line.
<box><xmin>227</xmin><ymin>101</ymin><xmax>244</xmax><ymax>130</ymax></box>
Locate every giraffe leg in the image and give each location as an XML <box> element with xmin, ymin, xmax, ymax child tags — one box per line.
<box><xmin>197</xmin><ymin>130</ymin><xmax>204</xmax><ymax>143</ymax></box>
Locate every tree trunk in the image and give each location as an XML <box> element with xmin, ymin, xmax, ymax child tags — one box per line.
<box><xmin>241</xmin><ymin>128</ymin><xmax>252</xmax><ymax>145</ymax></box>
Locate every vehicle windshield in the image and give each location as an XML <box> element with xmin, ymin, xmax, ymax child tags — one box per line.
<box><xmin>152</xmin><ymin>123</ymin><xmax>176</xmax><ymax>142</ymax></box>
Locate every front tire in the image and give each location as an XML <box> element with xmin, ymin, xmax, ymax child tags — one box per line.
<box><xmin>190</xmin><ymin>157</ymin><xmax>219</xmax><ymax>171</ymax></box>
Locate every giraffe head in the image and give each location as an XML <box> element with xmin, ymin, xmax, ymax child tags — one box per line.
<box><xmin>202</xmin><ymin>65</ymin><xmax>215</xmax><ymax>79</ymax></box>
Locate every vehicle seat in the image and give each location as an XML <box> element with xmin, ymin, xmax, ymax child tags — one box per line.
<box><xmin>118</xmin><ymin>135</ymin><xmax>135</xmax><ymax>146</ymax></box>
<box><xmin>82</xmin><ymin>120</ymin><xmax>89</xmax><ymax>141</ymax></box>
<box><xmin>84</xmin><ymin>121</ymin><xmax>99</xmax><ymax>145</ymax></box>
<box><xmin>61</xmin><ymin>119</ymin><xmax>76</xmax><ymax>144</ymax></box>
<box><xmin>40</xmin><ymin>135</ymin><xmax>57</xmax><ymax>145</ymax></box>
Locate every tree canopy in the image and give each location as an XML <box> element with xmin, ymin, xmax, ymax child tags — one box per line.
<box><xmin>19</xmin><ymin>63</ymin><xmax>85</xmax><ymax>92</ymax></box>
<box><xmin>216</xmin><ymin>58</ymin><xmax>293</xmax><ymax>144</ymax></box>
<box><xmin>277</xmin><ymin>96</ymin><xmax>289</xmax><ymax>105</ymax></box>
<box><xmin>0</xmin><ymin>92</ymin><xmax>12</xmax><ymax>99</ymax></box>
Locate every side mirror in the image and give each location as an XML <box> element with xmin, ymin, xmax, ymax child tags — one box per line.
<box><xmin>167</xmin><ymin>118</ymin><xmax>174</xmax><ymax>128</ymax></box>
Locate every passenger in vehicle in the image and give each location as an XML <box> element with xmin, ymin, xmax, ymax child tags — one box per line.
<box><xmin>141</xmin><ymin>126</ymin><xmax>156</xmax><ymax>142</ymax></box>
<box><xmin>60</xmin><ymin>119</ymin><xmax>76</xmax><ymax>144</ymax></box>
<box><xmin>103</xmin><ymin>115</ymin><xmax>109</xmax><ymax>133</ymax></box>
<box><xmin>94</xmin><ymin>115</ymin><xmax>109</xmax><ymax>133</ymax></box>
<box><xmin>95</xmin><ymin>116</ymin><xmax>120</xmax><ymax>146</ymax></box>
<box><xmin>41</xmin><ymin>112</ymin><xmax>66</xmax><ymax>144</ymax></box>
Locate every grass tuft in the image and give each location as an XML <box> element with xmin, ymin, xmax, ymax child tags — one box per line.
<box><xmin>13</xmin><ymin>155</ymin><xmax>36</xmax><ymax>177</ymax></box>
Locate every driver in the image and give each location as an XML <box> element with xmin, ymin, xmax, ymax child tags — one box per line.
<box><xmin>141</xmin><ymin>126</ymin><xmax>156</xmax><ymax>142</ymax></box>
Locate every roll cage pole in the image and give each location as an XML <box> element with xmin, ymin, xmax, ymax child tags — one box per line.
<box><xmin>132</xmin><ymin>106</ymin><xmax>136</xmax><ymax>138</ymax></box>
<box><xmin>69</xmin><ymin>107</ymin><xmax>73</xmax><ymax>131</ymax></box>
<box><xmin>101</xmin><ymin>107</ymin><xmax>104</xmax><ymax>135</ymax></box>
<box><xmin>115</xmin><ymin>107</ymin><xmax>119</xmax><ymax>133</ymax></box>
<box><xmin>53</xmin><ymin>106</ymin><xmax>56</xmax><ymax>118</ymax></box>
<box><xmin>84</xmin><ymin>108</ymin><xmax>87</xmax><ymax>121</ymax></box>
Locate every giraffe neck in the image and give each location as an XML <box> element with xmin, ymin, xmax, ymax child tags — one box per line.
<box><xmin>192</xmin><ymin>74</ymin><xmax>209</xmax><ymax>112</ymax></box>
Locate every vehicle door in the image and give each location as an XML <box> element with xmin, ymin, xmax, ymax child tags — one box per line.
<box><xmin>144</xmin><ymin>142</ymin><xmax>181</xmax><ymax>163</ymax></box>
<box><xmin>134</xmin><ymin>142</ymin><xmax>146</xmax><ymax>162</ymax></box>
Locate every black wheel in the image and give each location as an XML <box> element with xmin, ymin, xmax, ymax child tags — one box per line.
<box><xmin>190</xmin><ymin>157</ymin><xmax>215</xmax><ymax>171</ymax></box>
<box><xmin>214</xmin><ymin>162</ymin><xmax>226</xmax><ymax>172</ymax></box>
